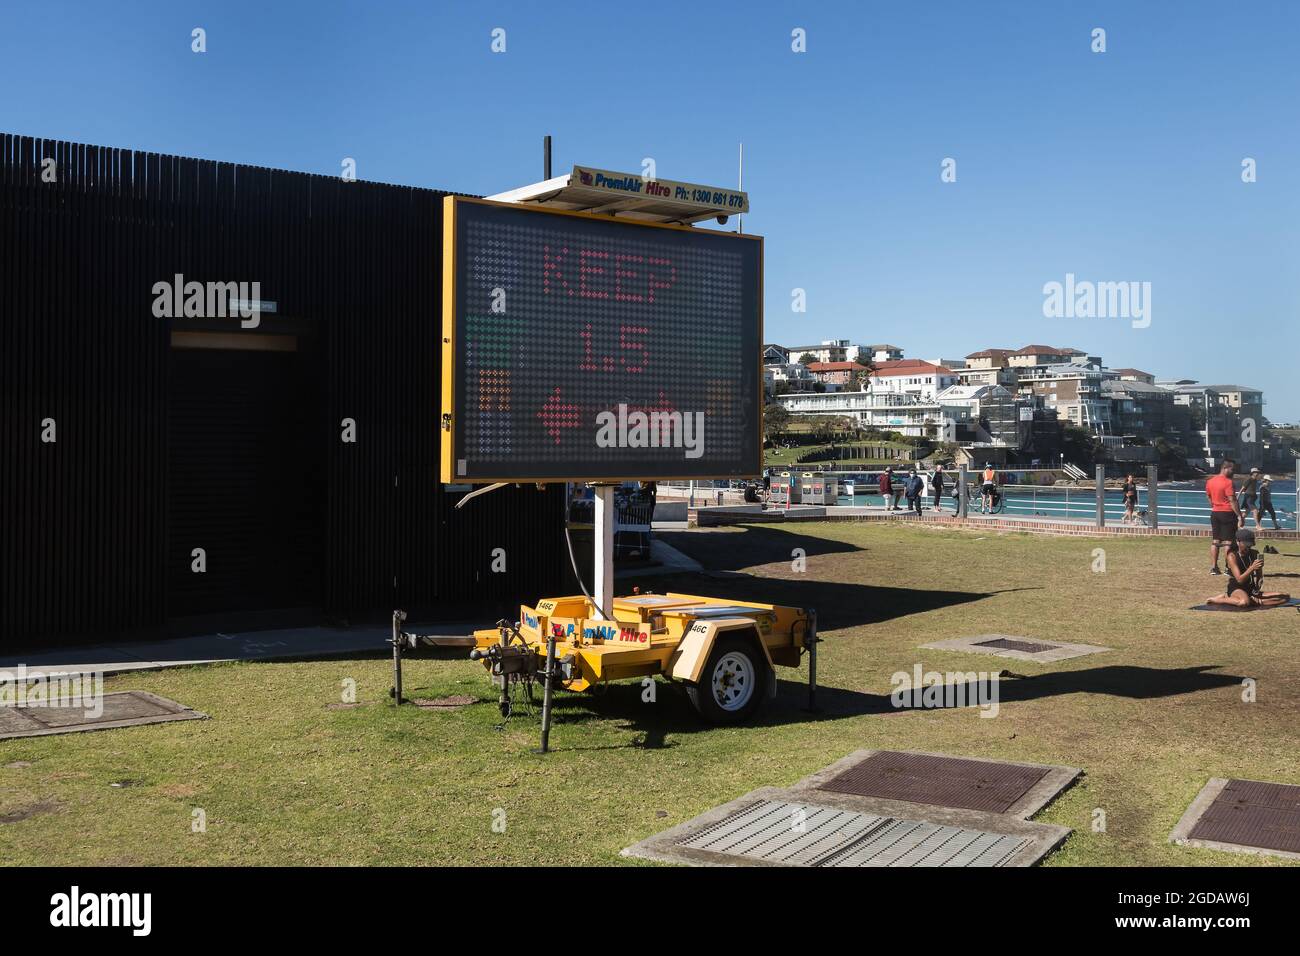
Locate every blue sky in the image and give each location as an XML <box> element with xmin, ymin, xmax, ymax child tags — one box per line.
<box><xmin>4</xmin><ymin>0</ymin><xmax>1297</xmax><ymax>417</ymax></box>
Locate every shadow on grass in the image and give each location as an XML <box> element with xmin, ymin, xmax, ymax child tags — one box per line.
<box><xmin>619</xmin><ymin>569</ymin><xmax>1027</xmax><ymax>631</ymax></box>
<box><xmin>640</xmin><ymin>525</ymin><xmax>1036</xmax><ymax>630</ymax></box>
<box><xmin>657</xmin><ymin>524</ymin><xmax>864</xmax><ymax>571</ymax></box>
<box><xmin>814</xmin><ymin>664</ymin><xmax>1246</xmax><ymax>716</ymax></box>
<box><xmin>525</xmin><ymin>664</ymin><xmax>1246</xmax><ymax>751</ymax></box>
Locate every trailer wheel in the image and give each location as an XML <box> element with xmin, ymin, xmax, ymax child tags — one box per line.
<box><xmin>686</xmin><ymin>634</ymin><xmax>768</xmax><ymax>724</ymax></box>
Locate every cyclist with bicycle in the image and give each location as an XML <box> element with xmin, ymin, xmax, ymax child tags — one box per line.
<box><xmin>980</xmin><ymin>463</ymin><xmax>997</xmax><ymax>513</ymax></box>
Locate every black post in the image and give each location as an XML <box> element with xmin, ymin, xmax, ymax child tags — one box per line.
<box><xmin>544</xmin><ymin>135</ymin><xmax>552</xmax><ymax>179</ymax></box>
<box><xmin>1147</xmin><ymin>464</ymin><xmax>1159</xmax><ymax>530</ymax></box>
<box><xmin>391</xmin><ymin>609</ymin><xmax>406</xmax><ymax>705</ymax></box>
<box><xmin>803</xmin><ymin>610</ymin><xmax>819</xmax><ymax>712</ymax></box>
<box><xmin>1095</xmin><ymin>465</ymin><xmax>1106</xmax><ymax>528</ymax></box>
<box><xmin>537</xmin><ymin>631</ymin><xmax>557</xmax><ymax>753</ymax></box>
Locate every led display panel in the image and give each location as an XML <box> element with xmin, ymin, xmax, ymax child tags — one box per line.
<box><xmin>441</xmin><ymin>197</ymin><xmax>762</xmax><ymax>482</ymax></box>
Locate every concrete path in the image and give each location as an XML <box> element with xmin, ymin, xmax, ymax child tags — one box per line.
<box><xmin>0</xmin><ymin>621</ymin><xmax>474</xmax><ymax>682</ymax></box>
<box><xmin>644</xmin><ymin>537</ymin><xmax>704</xmax><ymax>574</ymax></box>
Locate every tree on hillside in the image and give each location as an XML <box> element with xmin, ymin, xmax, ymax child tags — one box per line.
<box><xmin>1153</xmin><ymin>437</ymin><xmax>1193</xmax><ymax>479</ymax></box>
<box><xmin>812</xmin><ymin>418</ymin><xmax>837</xmax><ymax>441</ymax></box>
<box><xmin>931</xmin><ymin>441</ymin><xmax>962</xmax><ymax>464</ymax></box>
<box><xmin>763</xmin><ymin>403</ymin><xmax>790</xmax><ymax>442</ymax></box>
<box><xmin>1061</xmin><ymin>425</ymin><xmax>1102</xmax><ymax>465</ymax></box>
<box><xmin>797</xmin><ymin>352</ymin><xmax>817</xmax><ymax>365</ymax></box>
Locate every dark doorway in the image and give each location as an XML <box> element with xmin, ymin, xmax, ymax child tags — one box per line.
<box><xmin>166</xmin><ymin>338</ymin><xmax>323</xmax><ymax>622</ymax></box>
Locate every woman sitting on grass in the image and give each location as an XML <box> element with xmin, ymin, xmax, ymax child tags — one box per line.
<box><xmin>1207</xmin><ymin>528</ymin><xmax>1291</xmax><ymax>609</ymax></box>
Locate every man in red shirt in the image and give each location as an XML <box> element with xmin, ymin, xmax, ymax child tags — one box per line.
<box><xmin>879</xmin><ymin>466</ymin><xmax>898</xmax><ymax>511</ymax></box>
<box><xmin>1205</xmin><ymin>458</ymin><xmax>1242</xmax><ymax>575</ymax></box>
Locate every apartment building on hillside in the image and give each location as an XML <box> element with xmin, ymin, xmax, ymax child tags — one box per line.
<box><xmin>787</xmin><ymin>342</ymin><xmax>847</xmax><ymax>364</ymax></box>
<box><xmin>776</xmin><ymin>388</ymin><xmax>970</xmax><ymax>439</ymax></box>
<box><xmin>1015</xmin><ymin>363</ymin><xmax>1113</xmax><ymax>433</ymax></box>
<box><xmin>806</xmin><ymin>361</ymin><xmax>868</xmax><ymax>387</ymax></box>
<box><xmin>868</xmin><ymin>359</ymin><xmax>959</xmax><ymax>401</ymax></box>
<box><xmin>1173</xmin><ymin>384</ymin><xmax>1265</xmax><ymax>468</ymax></box>
<box><xmin>936</xmin><ymin>384</ymin><xmax>1029</xmax><ymax>448</ymax></box>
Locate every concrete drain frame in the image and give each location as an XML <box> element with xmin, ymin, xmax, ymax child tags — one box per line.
<box><xmin>0</xmin><ymin>690</ymin><xmax>207</xmax><ymax>740</ymax></box>
<box><xmin>622</xmin><ymin>786</ymin><xmax>1070</xmax><ymax>868</ymax></box>
<box><xmin>792</xmin><ymin>750</ymin><xmax>1082</xmax><ymax>820</ymax></box>
<box><xmin>623</xmin><ymin>750</ymin><xmax>1079</xmax><ymax>868</ymax></box>
<box><xmin>1170</xmin><ymin>777</ymin><xmax>1300</xmax><ymax>862</ymax></box>
<box><xmin>921</xmin><ymin>633</ymin><xmax>1110</xmax><ymax>663</ymax></box>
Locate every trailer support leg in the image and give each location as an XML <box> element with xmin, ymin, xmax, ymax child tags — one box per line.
<box><xmin>536</xmin><ymin>632</ymin><xmax>558</xmax><ymax>753</ymax></box>
<box><xmin>391</xmin><ymin>609</ymin><xmax>406</xmax><ymax>706</ymax></box>
<box><xmin>803</xmin><ymin>609</ymin><xmax>820</xmax><ymax>713</ymax></box>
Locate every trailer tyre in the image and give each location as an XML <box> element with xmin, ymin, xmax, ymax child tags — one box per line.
<box><xmin>686</xmin><ymin>634</ymin><xmax>768</xmax><ymax>724</ymax></box>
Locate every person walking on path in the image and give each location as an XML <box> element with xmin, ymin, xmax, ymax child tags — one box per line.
<box><xmin>1239</xmin><ymin>467</ymin><xmax>1262</xmax><ymax>529</ymax></box>
<box><xmin>1121</xmin><ymin>474</ymin><xmax>1139</xmax><ymax>524</ymax></box>
<box><xmin>931</xmin><ymin>465</ymin><xmax>945</xmax><ymax>513</ymax></box>
<box><xmin>904</xmin><ymin>469</ymin><xmax>924</xmax><ymax>516</ymax></box>
<box><xmin>879</xmin><ymin>467</ymin><xmax>897</xmax><ymax>511</ymax></box>
<box><xmin>1206</xmin><ymin>458</ymin><xmax>1242</xmax><ymax>575</ymax></box>
<box><xmin>1258</xmin><ymin>475</ymin><xmax>1281</xmax><ymax>531</ymax></box>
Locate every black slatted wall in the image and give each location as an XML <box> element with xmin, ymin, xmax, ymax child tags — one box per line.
<box><xmin>0</xmin><ymin>134</ymin><xmax>569</xmax><ymax>650</ymax></box>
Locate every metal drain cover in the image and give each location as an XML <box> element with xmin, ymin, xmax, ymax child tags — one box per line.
<box><xmin>818</xmin><ymin>751</ymin><xmax>1051</xmax><ymax>815</ymax></box>
<box><xmin>0</xmin><ymin>690</ymin><xmax>206</xmax><ymax>739</ymax></box>
<box><xmin>624</xmin><ymin>783</ymin><xmax>1073</xmax><ymax>867</ymax></box>
<box><xmin>676</xmin><ymin>798</ymin><xmax>1029</xmax><ymax>867</ymax></box>
<box><xmin>921</xmin><ymin>635</ymin><xmax>1109</xmax><ymax>663</ymax></box>
<box><xmin>974</xmin><ymin>638</ymin><xmax>1058</xmax><ymax>653</ymax></box>
<box><xmin>1174</xmin><ymin>779</ymin><xmax>1300</xmax><ymax>858</ymax></box>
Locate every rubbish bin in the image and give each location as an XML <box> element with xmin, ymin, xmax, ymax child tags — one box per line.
<box><xmin>772</xmin><ymin>471</ymin><xmax>802</xmax><ymax>506</ymax></box>
<box><xmin>800</xmin><ymin>472</ymin><xmax>829</xmax><ymax>505</ymax></box>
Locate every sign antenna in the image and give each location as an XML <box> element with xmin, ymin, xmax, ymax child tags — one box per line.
<box><xmin>738</xmin><ymin>142</ymin><xmax>744</xmax><ymax>234</ymax></box>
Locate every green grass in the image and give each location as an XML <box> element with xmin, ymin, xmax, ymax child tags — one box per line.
<box><xmin>3</xmin><ymin>523</ymin><xmax>1298</xmax><ymax>866</ymax></box>
<box><xmin>763</xmin><ymin>440</ymin><xmax>914</xmax><ymax>469</ymax></box>
<box><xmin>763</xmin><ymin>443</ymin><xmax>821</xmax><ymax>467</ymax></box>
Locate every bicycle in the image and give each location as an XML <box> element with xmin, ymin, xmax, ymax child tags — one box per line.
<box><xmin>977</xmin><ymin>483</ymin><xmax>1006</xmax><ymax>515</ymax></box>
<box><xmin>950</xmin><ymin>482</ymin><xmax>1005</xmax><ymax>514</ymax></box>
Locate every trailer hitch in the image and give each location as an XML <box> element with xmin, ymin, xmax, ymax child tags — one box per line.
<box><xmin>471</xmin><ymin>632</ymin><xmax>541</xmax><ymax>720</ymax></box>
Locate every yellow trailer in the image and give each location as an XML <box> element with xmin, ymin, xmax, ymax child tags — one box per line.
<box><xmin>390</xmin><ymin>593</ymin><xmax>818</xmax><ymax>743</ymax></box>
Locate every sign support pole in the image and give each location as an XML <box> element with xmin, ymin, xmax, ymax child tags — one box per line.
<box><xmin>593</xmin><ymin>485</ymin><xmax>616</xmax><ymax>619</ymax></box>
<box><xmin>1147</xmin><ymin>464</ymin><xmax>1159</xmax><ymax>530</ymax></box>
<box><xmin>1095</xmin><ymin>465</ymin><xmax>1106</xmax><ymax>528</ymax></box>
